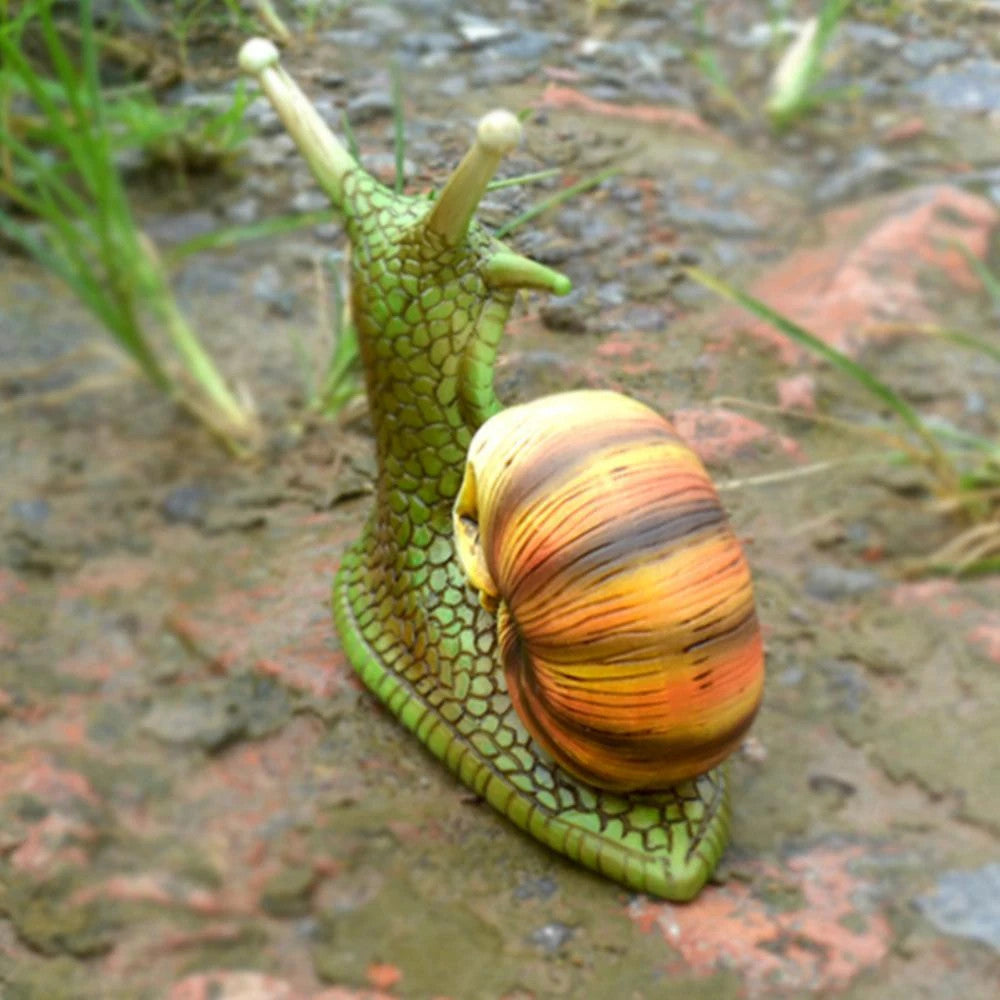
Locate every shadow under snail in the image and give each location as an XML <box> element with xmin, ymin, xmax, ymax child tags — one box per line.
<box><xmin>240</xmin><ymin>39</ymin><xmax>765</xmax><ymax>901</ymax></box>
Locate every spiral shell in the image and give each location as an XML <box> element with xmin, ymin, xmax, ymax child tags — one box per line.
<box><xmin>453</xmin><ymin>390</ymin><xmax>764</xmax><ymax>793</ymax></box>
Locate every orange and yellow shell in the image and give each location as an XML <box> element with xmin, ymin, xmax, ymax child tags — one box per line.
<box><xmin>453</xmin><ymin>390</ymin><xmax>764</xmax><ymax>793</ymax></box>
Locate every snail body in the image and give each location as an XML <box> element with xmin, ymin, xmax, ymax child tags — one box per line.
<box><xmin>242</xmin><ymin>39</ymin><xmax>764</xmax><ymax>901</ymax></box>
<box><xmin>454</xmin><ymin>391</ymin><xmax>763</xmax><ymax>793</ymax></box>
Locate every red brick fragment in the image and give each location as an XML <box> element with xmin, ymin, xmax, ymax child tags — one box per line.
<box><xmin>671</xmin><ymin>406</ymin><xmax>803</xmax><ymax>465</ymax></box>
<box><xmin>721</xmin><ymin>185</ymin><xmax>998</xmax><ymax>363</ymax></box>
<box><xmin>630</xmin><ymin>844</ymin><xmax>891</xmax><ymax>997</ymax></box>
<box><xmin>366</xmin><ymin>962</ymin><xmax>403</xmax><ymax>990</ymax></box>
<box><xmin>539</xmin><ymin>83</ymin><xmax>712</xmax><ymax>134</ymax></box>
<box><xmin>776</xmin><ymin>373</ymin><xmax>817</xmax><ymax>413</ymax></box>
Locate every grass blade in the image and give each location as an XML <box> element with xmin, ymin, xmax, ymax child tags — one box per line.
<box><xmin>685</xmin><ymin>265</ymin><xmax>956</xmax><ymax>485</ymax></box>
<box><xmin>495</xmin><ymin>166</ymin><xmax>619</xmax><ymax>238</ymax></box>
<box><xmin>953</xmin><ymin>240</ymin><xmax>1000</xmax><ymax>313</ymax></box>
<box><xmin>486</xmin><ymin>168</ymin><xmax>561</xmax><ymax>192</ymax></box>
<box><xmin>390</xmin><ymin>60</ymin><xmax>405</xmax><ymax>194</ymax></box>
<box><xmin>165</xmin><ymin>210</ymin><xmax>334</xmax><ymax>262</ymax></box>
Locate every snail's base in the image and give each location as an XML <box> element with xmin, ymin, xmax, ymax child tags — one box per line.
<box><xmin>332</xmin><ymin>543</ymin><xmax>731</xmax><ymax>901</ymax></box>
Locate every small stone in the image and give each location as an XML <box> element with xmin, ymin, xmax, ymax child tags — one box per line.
<box><xmin>400</xmin><ymin>31</ymin><xmax>461</xmax><ymax>56</ymax></box>
<box><xmin>900</xmin><ymin>38</ymin><xmax>967</xmax><ymax>70</ymax></box>
<box><xmin>144</xmin><ymin>210</ymin><xmax>217</xmax><ymax>246</ymax></box>
<box><xmin>666</xmin><ymin>202</ymin><xmax>762</xmax><ymax>237</ymax></box>
<box><xmin>529</xmin><ymin>921</ymin><xmax>573</xmax><ymax>952</ymax></box>
<box><xmin>224</xmin><ymin>197</ymin><xmax>260</xmax><ymax>225</ymax></box>
<box><xmin>452</xmin><ymin>13</ymin><xmax>515</xmax><ymax>47</ymax></box>
<box><xmin>349</xmin><ymin>4</ymin><xmax>408</xmax><ymax>33</ymax></box>
<box><xmin>290</xmin><ymin>189</ymin><xmax>330</xmax><ymax>214</ymax></box>
<box><xmin>8</xmin><ymin>498</ymin><xmax>50</xmax><ymax>524</ymax></box>
<box><xmin>814</xmin><ymin>147</ymin><xmax>897</xmax><ymax>205</ymax></box>
<box><xmin>804</xmin><ymin>565</ymin><xmax>883</xmax><ymax>601</ymax></box>
<box><xmin>141</xmin><ymin>674</ymin><xmax>290</xmax><ymax>752</ymax></box>
<box><xmin>244</xmin><ymin>134</ymin><xmax>297</xmax><ymax>169</ymax></box>
<box><xmin>253</xmin><ymin>264</ymin><xmax>296</xmax><ymax>318</ymax></box>
<box><xmin>911</xmin><ymin>60</ymin><xmax>1000</xmax><ymax>112</ymax></box>
<box><xmin>345</xmin><ymin>90</ymin><xmax>394</xmax><ymax>125</ymax></box>
<box><xmin>539</xmin><ymin>290</ymin><xmax>590</xmax><ymax>333</ymax></box>
<box><xmin>471</xmin><ymin>61</ymin><xmax>538</xmax><ymax>88</ymax></box>
<box><xmin>513</xmin><ymin>875</ymin><xmax>558</xmax><ymax>901</ymax></box>
<box><xmin>916</xmin><ymin>863</ymin><xmax>1000</xmax><ymax>952</ymax></box>
<box><xmin>321</xmin><ymin>29</ymin><xmax>382</xmax><ymax>50</ymax></box>
<box><xmin>843</xmin><ymin>21</ymin><xmax>902</xmax><ymax>50</ymax></box>
<box><xmin>243</xmin><ymin>96</ymin><xmax>283</xmax><ymax>135</ymax></box>
<box><xmin>491</xmin><ymin>29</ymin><xmax>556</xmax><ymax>62</ymax></box>
<box><xmin>161</xmin><ymin>484</ymin><xmax>210</xmax><ymax>526</ymax></box>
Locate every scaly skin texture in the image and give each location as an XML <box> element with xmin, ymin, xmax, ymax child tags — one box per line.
<box><xmin>241</xmin><ymin>42</ymin><xmax>730</xmax><ymax>900</ymax></box>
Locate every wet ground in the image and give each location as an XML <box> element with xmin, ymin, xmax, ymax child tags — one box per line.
<box><xmin>2</xmin><ymin>2</ymin><xmax>1000</xmax><ymax>998</ymax></box>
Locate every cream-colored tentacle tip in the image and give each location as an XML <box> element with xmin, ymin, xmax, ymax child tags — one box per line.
<box><xmin>238</xmin><ymin>37</ymin><xmax>281</xmax><ymax>75</ymax></box>
<box><xmin>475</xmin><ymin>110</ymin><xmax>522</xmax><ymax>156</ymax></box>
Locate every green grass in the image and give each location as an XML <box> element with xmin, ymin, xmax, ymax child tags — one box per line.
<box><xmin>765</xmin><ymin>0</ymin><xmax>855</xmax><ymax>129</ymax></box>
<box><xmin>0</xmin><ymin>0</ymin><xmax>259</xmax><ymax>452</ymax></box>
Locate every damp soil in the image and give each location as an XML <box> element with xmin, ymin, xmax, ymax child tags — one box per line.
<box><xmin>2</xmin><ymin>3</ymin><xmax>1000</xmax><ymax>998</ymax></box>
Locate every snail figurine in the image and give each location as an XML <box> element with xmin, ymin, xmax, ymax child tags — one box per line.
<box><xmin>240</xmin><ymin>39</ymin><xmax>764</xmax><ymax>901</ymax></box>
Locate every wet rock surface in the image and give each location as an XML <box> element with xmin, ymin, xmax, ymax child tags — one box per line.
<box><xmin>2</xmin><ymin>1</ymin><xmax>1000</xmax><ymax>998</ymax></box>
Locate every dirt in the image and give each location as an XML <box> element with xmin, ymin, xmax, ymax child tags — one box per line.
<box><xmin>2</xmin><ymin>3</ymin><xmax>1000</xmax><ymax>998</ymax></box>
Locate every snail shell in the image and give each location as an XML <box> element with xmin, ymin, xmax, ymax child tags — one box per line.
<box><xmin>453</xmin><ymin>390</ymin><xmax>764</xmax><ymax>793</ymax></box>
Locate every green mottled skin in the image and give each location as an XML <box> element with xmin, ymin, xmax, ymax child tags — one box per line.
<box><xmin>327</xmin><ymin>166</ymin><xmax>730</xmax><ymax>901</ymax></box>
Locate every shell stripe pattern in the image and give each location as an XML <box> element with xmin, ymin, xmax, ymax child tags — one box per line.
<box><xmin>463</xmin><ymin>391</ymin><xmax>764</xmax><ymax>792</ymax></box>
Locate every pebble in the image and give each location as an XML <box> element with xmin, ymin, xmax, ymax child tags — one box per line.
<box><xmin>144</xmin><ymin>210</ymin><xmax>217</xmax><ymax>246</ymax></box>
<box><xmin>540</xmin><ymin>290</ymin><xmax>591</xmax><ymax>333</ymax></box>
<box><xmin>345</xmin><ymin>91</ymin><xmax>395</xmax><ymax>125</ymax></box>
<box><xmin>471</xmin><ymin>60</ymin><xmax>539</xmax><ymax>88</ymax></box>
<box><xmin>666</xmin><ymin>203</ymin><xmax>763</xmax><ymax>238</ymax></box>
<box><xmin>843</xmin><ymin>21</ymin><xmax>903</xmax><ymax>51</ymax></box>
<box><xmin>224</xmin><ymin>197</ymin><xmax>260</xmax><ymax>225</ymax></box>
<box><xmin>911</xmin><ymin>59</ymin><xmax>1000</xmax><ymax>111</ymax></box>
<box><xmin>161</xmin><ymin>484</ymin><xmax>211</xmax><ymax>526</ymax></box>
<box><xmin>349</xmin><ymin>3</ymin><xmax>409</xmax><ymax>33</ymax></box>
<box><xmin>290</xmin><ymin>189</ymin><xmax>331</xmax><ymax>214</ymax></box>
<box><xmin>140</xmin><ymin>674</ymin><xmax>291</xmax><ymax>751</ymax></box>
<box><xmin>730</xmin><ymin>19</ymin><xmax>799</xmax><ymax>48</ymax></box>
<box><xmin>8</xmin><ymin>498</ymin><xmax>50</xmax><ymax>524</ymax></box>
<box><xmin>513</xmin><ymin>875</ymin><xmax>559</xmax><ymax>901</ymax></box>
<box><xmin>900</xmin><ymin>37</ymin><xmax>967</xmax><ymax>69</ymax></box>
<box><xmin>400</xmin><ymin>31</ymin><xmax>461</xmax><ymax>56</ymax></box>
<box><xmin>322</xmin><ymin>29</ymin><xmax>383</xmax><ymax>50</ymax></box>
<box><xmin>489</xmin><ymin>29</ymin><xmax>557</xmax><ymax>62</ymax></box>
<box><xmin>813</xmin><ymin>146</ymin><xmax>897</xmax><ymax>205</ymax></box>
<box><xmin>253</xmin><ymin>264</ymin><xmax>297</xmax><ymax>318</ymax></box>
<box><xmin>245</xmin><ymin>134</ymin><xmax>298</xmax><ymax>169</ymax></box>
<box><xmin>596</xmin><ymin>282</ymin><xmax>627</xmax><ymax>308</ymax></box>
<box><xmin>916</xmin><ymin>863</ymin><xmax>1000</xmax><ymax>952</ymax></box>
<box><xmin>452</xmin><ymin>12</ymin><xmax>516</xmax><ymax>47</ymax></box>
<box><xmin>804</xmin><ymin>565</ymin><xmax>883</xmax><ymax>601</ymax></box>
<box><xmin>529</xmin><ymin>922</ymin><xmax>574</xmax><ymax>952</ymax></box>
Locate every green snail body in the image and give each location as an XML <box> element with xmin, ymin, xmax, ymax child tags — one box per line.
<box><xmin>240</xmin><ymin>39</ymin><xmax>763</xmax><ymax>900</ymax></box>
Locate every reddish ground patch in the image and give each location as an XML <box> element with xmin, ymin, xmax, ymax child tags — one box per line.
<box><xmin>671</xmin><ymin>406</ymin><xmax>803</xmax><ymax>465</ymax></box>
<box><xmin>168</xmin><ymin>973</ymin><xmax>398</xmax><ymax>1000</ymax></box>
<box><xmin>0</xmin><ymin>749</ymin><xmax>103</xmax><ymax>872</ymax></box>
<box><xmin>539</xmin><ymin>82</ymin><xmax>713</xmax><ymax>133</ymax></box>
<box><xmin>892</xmin><ymin>578</ymin><xmax>1000</xmax><ymax>664</ymax></box>
<box><xmin>629</xmin><ymin>844</ymin><xmax>891</xmax><ymax>997</ymax></box>
<box><xmin>775</xmin><ymin>373</ymin><xmax>817</xmax><ymax>413</ymax></box>
<box><xmin>720</xmin><ymin>185</ymin><xmax>998</xmax><ymax>363</ymax></box>
<box><xmin>166</xmin><ymin>525</ymin><xmax>350</xmax><ymax>699</ymax></box>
